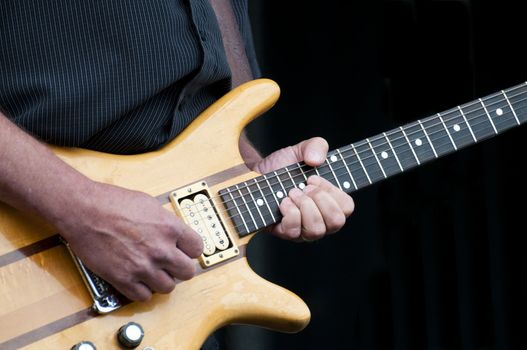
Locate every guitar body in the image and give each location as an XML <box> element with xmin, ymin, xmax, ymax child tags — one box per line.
<box><xmin>0</xmin><ymin>79</ymin><xmax>310</xmax><ymax>349</ymax></box>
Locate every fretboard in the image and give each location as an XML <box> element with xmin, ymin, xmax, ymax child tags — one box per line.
<box><xmin>219</xmin><ymin>82</ymin><xmax>527</xmax><ymax>236</ymax></box>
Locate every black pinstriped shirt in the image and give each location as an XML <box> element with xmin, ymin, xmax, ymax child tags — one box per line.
<box><xmin>0</xmin><ymin>0</ymin><xmax>260</xmax><ymax>154</ymax></box>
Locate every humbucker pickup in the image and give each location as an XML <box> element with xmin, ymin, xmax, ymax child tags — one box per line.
<box><xmin>170</xmin><ymin>181</ymin><xmax>239</xmax><ymax>267</ymax></box>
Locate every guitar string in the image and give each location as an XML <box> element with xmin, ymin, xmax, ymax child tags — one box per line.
<box><xmin>178</xmin><ymin>89</ymin><xmax>527</xmax><ymax>231</ymax></box>
<box><xmin>217</xmin><ymin>83</ymin><xmax>527</xmax><ymax>204</ymax></box>
<box><xmin>224</xmin><ymin>104</ymin><xmax>527</xmax><ymax>233</ymax></box>
<box><xmin>179</xmin><ymin>85</ymin><xmax>527</xmax><ymax>226</ymax></box>
<box><xmin>178</xmin><ymin>84</ymin><xmax>527</xmax><ymax>217</ymax></box>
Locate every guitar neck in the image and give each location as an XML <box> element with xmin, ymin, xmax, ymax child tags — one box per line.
<box><xmin>220</xmin><ymin>82</ymin><xmax>527</xmax><ymax>236</ymax></box>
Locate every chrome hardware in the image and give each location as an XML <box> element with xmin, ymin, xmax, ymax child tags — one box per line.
<box><xmin>63</xmin><ymin>240</ymin><xmax>122</xmax><ymax>314</ymax></box>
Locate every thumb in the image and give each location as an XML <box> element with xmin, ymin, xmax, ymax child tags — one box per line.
<box><xmin>295</xmin><ymin>137</ymin><xmax>329</xmax><ymax>166</ymax></box>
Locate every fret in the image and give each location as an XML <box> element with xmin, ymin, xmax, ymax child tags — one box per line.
<box><xmin>459</xmin><ymin>99</ymin><xmax>496</xmax><ymax>142</ymax></box>
<box><xmin>288</xmin><ymin>163</ymin><xmax>308</xmax><ymax>189</ymax></box>
<box><xmin>335</xmin><ymin>148</ymin><xmax>358</xmax><ymax>190</ymax></box>
<box><xmin>273</xmin><ymin>170</ymin><xmax>289</xmax><ymax>199</ymax></box>
<box><xmin>400</xmin><ymin>122</ymin><xmax>436</xmax><ymax>164</ymax></box>
<box><xmin>235</xmin><ymin>184</ymin><xmax>260</xmax><ymax>229</ymax></box>
<box><xmin>385</xmin><ymin>127</ymin><xmax>419</xmax><ymax>170</ymax></box>
<box><xmin>242</xmin><ymin>182</ymin><xmax>267</xmax><ymax>226</ymax></box>
<box><xmin>220</xmin><ymin>188</ymin><xmax>251</xmax><ymax>234</ymax></box>
<box><xmin>480</xmin><ymin>93</ymin><xmax>518</xmax><ymax>134</ymax></box>
<box><xmin>262</xmin><ymin>173</ymin><xmax>281</xmax><ymax>207</ymax></box>
<box><xmin>479</xmin><ymin>98</ymin><xmax>498</xmax><ymax>134</ymax></box>
<box><xmin>368</xmin><ymin>134</ymin><xmax>401</xmax><ymax>177</ymax></box>
<box><xmin>251</xmin><ymin>178</ymin><xmax>276</xmax><ymax>223</ymax></box>
<box><xmin>325</xmin><ymin>158</ymin><xmax>343</xmax><ymax>189</ymax></box>
<box><xmin>419</xmin><ymin>114</ymin><xmax>455</xmax><ymax>157</ymax></box>
<box><xmin>297</xmin><ymin>164</ymin><xmax>309</xmax><ymax>182</ymax></box>
<box><xmin>382</xmin><ymin>132</ymin><xmax>404</xmax><ymax>172</ymax></box>
<box><xmin>417</xmin><ymin>120</ymin><xmax>438</xmax><ymax>158</ymax></box>
<box><xmin>504</xmin><ymin>83</ymin><xmax>527</xmax><ymax>124</ymax></box>
<box><xmin>350</xmin><ymin>143</ymin><xmax>374</xmax><ymax>184</ymax></box>
<box><xmin>400</xmin><ymin>126</ymin><xmax>421</xmax><ymax>164</ymax></box>
<box><xmin>285</xmin><ymin>166</ymin><xmax>298</xmax><ymax>189</ymax></box>
<box><xmin>439</xmin><ymin>108</ymin><xmax>475</xmax><ymax>149</ymax></box>
<box><xmin>437</xmin><ymin>114</ymin><xmax>457</xmax><ymax>150</ymax></box>
<box><xmin>339</xmin><ymin>145</ymin><xmax>371</xmax><ymax>188</ymax></box>
<box><xmin>275</xmin><ymin>168</ymin><xmax>295</xmax><ymax>195</ymax></box>
<box><xmin>457</xmin><ymin>107</ymin><xmax>477</xmax><ymax>143</ymax></box>
<box><xmin>366</xmin><ymin>138</ymin><xmax>387</xmax><ymax>179</ymax></box>
<box><xmin>502</xmin><ymin>90</ymin><xmax>521</xmax><ymax>125</ymax></box>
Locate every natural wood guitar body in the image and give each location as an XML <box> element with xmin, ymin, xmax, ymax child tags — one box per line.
<box><xmin>0</xmin><ymin>79</ymin><xmax>310</xmax><ymax>349</ymax></box>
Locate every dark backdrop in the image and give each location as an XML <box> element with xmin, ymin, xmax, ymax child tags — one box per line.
<box><xmin>220</xmin><ymin>1</ymin><xmax>527</xmax><ymax>349</ymax></box>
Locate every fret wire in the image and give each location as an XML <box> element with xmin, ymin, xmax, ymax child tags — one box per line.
<box><xmin>336</xmin><ymin>149</ymin><xmax>358</xmax><ymax>190</ymax></box>
<box><xmin>253</xmin><ymin>178</ymin><xmax>276</xmax><ymax>223</ymax></box>
<box><xmin>399</xmin><ymin>126</ymin><xmax>420</xmax><ymax>165</ymax></box>
<box><xmin>227</xmin><ymin>189</ymin><xmax>250</xmax><ymax>233</ymax></box>
<box><xmin>502</xmin><ymin>90</ymin><xmax>521</xmax><ymax>125</ymax></box>
<box><xmin>382</xmin><ymin>132</ymin><xmax>404</xmax><ymax>171</ymax></box>
<box><xmin>297</xmin><ymin>164</ymin><xmax>308</xmax><ymax>181</ymax></box>
<box><xmin>417</xmin><ymin>120</ymin><xmax>438</xmax><ymax>158</ymax></box>
<box><xmin>437</xmin><ymin>114</ymin><xmax>457</xmax><ymax>150</ymax></box>
<box><xmin>273</xmin><ymin>170</ymin><xmax>288</xmax><ymax>197</ymax></box>
<box><xmin>220</xmin><ymin>85</ymin><xmax>527</xmax><ymax>216</ymax></box>
<box><xmin>457</xmin><ymin>106</ymin><xmax>477</xmax><ymax>142</ymax></box>
<box><xmin>325</xmin><ymin>158</ymin><xmax>343</xmax><ymax>189</ymax></box>
<box><xmin>235</xmin><ymin>184</ymin><xmax>259</xmax><ymax>229</ymax></box>
<box><xmin>366</xmin><ymin>138</ymin><xmax>387</xmax><ymax>178</ymax></box>
<box><xmin>350</xmin><ymin>143</ymin><xmax>372</xmax><ymax>184</ymax></box>
<box><xmin>226</xmin><ymin>106</ymin><xmax>526</xmax><ymax>232</ymax></box>
<box><xmin>263</xmin><ymin>174</ymin><xmax>281</xmax><ymax>207</ymax></box>
<box><xmin>479</xmin><ymin>98</ymin><xmax>498</xmax><ymax>134</ymax></box>
<box><xmin>285</xmin><ymin>166</ymin><xmax>298</xmax><ymax>188</ymax></box>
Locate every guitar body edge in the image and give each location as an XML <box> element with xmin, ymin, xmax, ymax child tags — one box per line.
<box><xmin>0</xmin><ymin>79</ymin><xmax>310</xmax><ymax>350</ymax></box>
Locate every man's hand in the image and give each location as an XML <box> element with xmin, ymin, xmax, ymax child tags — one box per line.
<box><xmin>253</xmin><ymin>137</ymin><xmax>355</xmax><ymax>241</ymax></box>
<box><xmin>58</xmin><ymin>181</ymin><xmax>204</xmax><ymax>302</ymax></box>
<box><xmin>0</xmin><ymin>114</ymin><xmax>204</xmax><ymax>302</ymax></box>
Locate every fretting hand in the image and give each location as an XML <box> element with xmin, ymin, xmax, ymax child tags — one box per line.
<box><xmin>253</xmin><ymin>137</ymin><xmax>355</xmax><ymax>241</ymax></box>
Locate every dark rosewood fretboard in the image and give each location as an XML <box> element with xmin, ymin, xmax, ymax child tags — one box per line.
<box><xmin>220</xmin><ymin>82</ymin><xmax>527</xmax><ymax>236</ymax></box>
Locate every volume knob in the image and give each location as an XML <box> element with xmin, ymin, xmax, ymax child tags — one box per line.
<box><xmin>71</xmin><ymin>341</ymin><xmax>96</xmax><ymax>350</ymax></box>
<box><xmin>117</xmin><ymin>322</ymin><xmax>144</xmax><ymax>348</ymax></box>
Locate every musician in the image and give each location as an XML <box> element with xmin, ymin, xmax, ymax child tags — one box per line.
<box><xmin>0</xmin><ymin>1</ymin><xmax>354</xmax><ymax>348</ymax></box>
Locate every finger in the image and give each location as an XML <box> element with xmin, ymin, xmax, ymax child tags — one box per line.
<box><xmin>113</xmin><ymin>280</ymin><xmax>153</xmax><ymax>302</ymax></box>
<box><xmin>304</xmin><ymin>186</ymin><xmax>346</xmax><ymax>234</ymax></box>
<box><xmin>298</xmin><ymin>137</ymin><xmax>329</xmax><ymax>167</ymax></box>
<box><xmin>307</xmin><ymin>176</ymin><xmax>355</xmax><ymax>217</ymax></box>
<box><xmin>288</xmin><ymin>188</ymin><xmax>325</xmax><ymax>240</ymax></box>
<box><xmin>173</xmin><ymin>221</ymin><xmax>204</xmax><ymax>258</ymax></box>
<box><xmin>271</xmin><ymin>197</ymin><xmax>301</xmax><ymax>240</ymax></box>
<box><xmin>139</xmin><ymin>268</ymin><xmax>176</xmax><ymax>294</ymax></box>
<box><xmin>162</xmin><ymin>248</ymin><xmax>197</xmax><ymax>281</ymax></box>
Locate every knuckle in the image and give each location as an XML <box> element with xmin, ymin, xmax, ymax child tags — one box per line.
<box><xmin>156</xmin><ymin>279</ymin><xmax>176</xmax><ymax>294</ymax></box>
<box><xmin>327</xmin><ymin>214</ymin><xmax>346</xmax><ymax>232</ymax></box>
<box><xmin>173</xmin><ymin>262</ymin><xmax>196</xmax><ymax>281</ymax></box>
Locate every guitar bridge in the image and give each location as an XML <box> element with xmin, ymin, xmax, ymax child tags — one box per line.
<box><xmin>170</xmin><ymin>181</ymin><xmax>239</xmax><ymax>268</ymax></box>
<box><xmin>63</xmin><ymin>240</ymin><xmax>122</xmax><ymax>314</ymax></box>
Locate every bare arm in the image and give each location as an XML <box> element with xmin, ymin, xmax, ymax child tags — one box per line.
<box><xmin>0</xmin><ymin>112</ymin><xmax>202</xmax><ymax>301</ymax></box>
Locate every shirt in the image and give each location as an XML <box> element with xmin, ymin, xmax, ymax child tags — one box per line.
<box><xmin>0</xmin><ymin>0</ymin><xmax>260</xmax><ymax>154</ymax></box>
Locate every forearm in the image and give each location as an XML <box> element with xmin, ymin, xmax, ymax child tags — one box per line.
<box><xmin>0</xmin><ymin>112</ymin><xmax>91</xmax><ymax>227</ymax></box>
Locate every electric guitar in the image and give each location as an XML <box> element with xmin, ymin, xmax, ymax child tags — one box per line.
<box><xmin>0</xmin><ymin>79</ymin><xmax>525</xmax><ymax>349</ymax></box>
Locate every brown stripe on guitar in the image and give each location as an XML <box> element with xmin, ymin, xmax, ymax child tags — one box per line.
<box><xmin>156</xmin><ymin>163</ymin><xmax>250</xmax><ymax>204</ymax></box>
<box><xmin>0</xmin><ymin>234</ymin><xmax>61</xmax><ymax>268</ymax></box>
<box><xmin>0</xmin><ymin>244</ymin><xmax>247</xmax><ymax>349</ymax></box>
<box><xmin>0</xmin><ymin>307</ymin><xmax>95</xmax><ymax>350</ymax></box>
<box><xmin>0</xmin><ymin>163</ymin><xmax>249</xmax><ymax>268</ymax></box>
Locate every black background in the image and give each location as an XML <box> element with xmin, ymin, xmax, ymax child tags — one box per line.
<box><xmin>220</xmin><ymin>1</ymin><xmax>527</xmax><ymax>349</ymax></box>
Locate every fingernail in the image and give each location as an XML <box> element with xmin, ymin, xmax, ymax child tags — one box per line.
<box><xmin>288</xmin><ymin>188</ymin><xmax>302</xmax><ymax>199</ymax></box>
